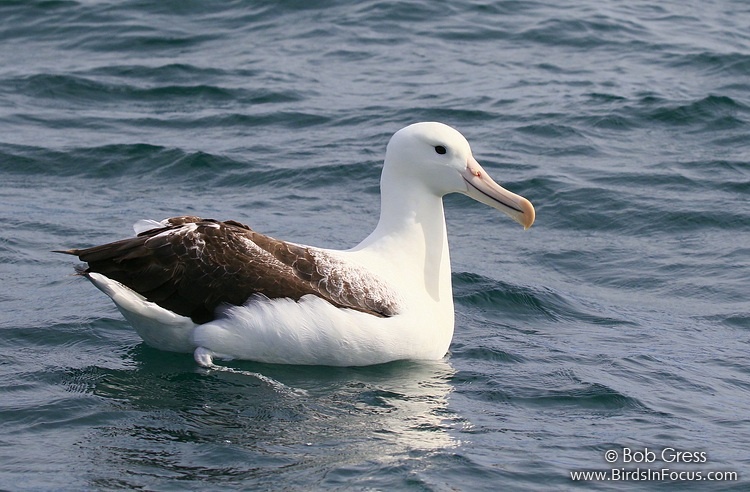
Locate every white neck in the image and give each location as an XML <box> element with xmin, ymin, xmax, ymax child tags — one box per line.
<box><xmin>351</xmin><ymin>173</ymin><xmax>452</xmax><ymax>304</ymax></box>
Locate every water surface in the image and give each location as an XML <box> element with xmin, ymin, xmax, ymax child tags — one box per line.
<box><xmin>1</xmin><ymin>0</ymin><xmax>749</xmax><ymax>490</ymax></box>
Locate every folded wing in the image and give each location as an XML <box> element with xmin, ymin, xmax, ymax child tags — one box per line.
<box><xmin>59</xmin><ymin>216</ymin><xmax>401</xmax><ymax>324</ymax></box>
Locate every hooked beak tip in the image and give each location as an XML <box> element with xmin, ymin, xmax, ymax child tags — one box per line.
<box><xmin>519</xmin><ymin>197</ymin><xmax>535</xmax><ymax>230</ymax></box>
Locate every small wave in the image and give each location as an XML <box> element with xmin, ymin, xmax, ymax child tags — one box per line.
<box><xmin>513</xmin><ymin>382</ymin><xmax>648</xmax><ymax>412</ymax></box>
<box><xmin>665</xmin><ymin>51</ymin><xmax>750</xmax><ymax>78</ymax></box>
<box><xmin>453</xmin><ymin>272</ymin><xmax>634</xmax><ymax>327</ymax></box>
<box><xmin>452</xmin><ymin>347</ymin><xmax>526</xmax><ymax>364</ymax></box>
<box><xmin>516</xmin><ymin>15</ymin><xmax>648</xmax><ymax>49</ymax></box>
<box><xmin>452</xmin><ymin>369</ymin><xmax>652</xmax><ymax>414</ymax></box>
<box><xmin>0</xmin><ymin>142</ymin><xmax>167</xmax><ymax>177</ymax></box>
<box><xmin>639</xmin><ymin>94</ymin><xmax>749</xmax><ymax>127</ymax></box>
<box><xmin>84</xmin><ymin>63</ymin><xmax>258</xmax><ymax>82</ymax></box>
<box><xmin>9</xmin><ymin>73</ymin><xmax>303</xmax><ymax>108</ymax></box>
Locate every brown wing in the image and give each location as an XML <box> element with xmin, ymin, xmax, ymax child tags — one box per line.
<box><xmin>58</xmin><ymin>216</ymin><xmax>400</xmax><ymax>324</ymax></box>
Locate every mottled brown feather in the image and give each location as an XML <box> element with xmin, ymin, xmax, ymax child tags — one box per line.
<box><xmin>58</xmin><ymin>216</ymin><xmax>400</xmax><ymax>324</ymax></box>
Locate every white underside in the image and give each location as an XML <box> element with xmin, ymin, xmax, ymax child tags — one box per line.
<box><xmin>86</xmin><ymin>270</ymin><xmax>454</xmax><ymax>367</ymax></box>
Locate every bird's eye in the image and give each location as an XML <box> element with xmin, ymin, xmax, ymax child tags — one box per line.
<box><xmin>434</xmin><ymin>145</ymin><xmax>447</xmax><ymax>155</ymax></box>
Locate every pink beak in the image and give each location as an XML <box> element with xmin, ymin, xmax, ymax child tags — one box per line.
<box><xmin>460</xmin><ymin>156</ymin><xmax>535</xmax><ymax>230</ymax></box>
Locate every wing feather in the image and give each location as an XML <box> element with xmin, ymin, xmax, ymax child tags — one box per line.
<box><xmin>60</xmin><ymin>216</ymin><xmax>401</xmax><ymax>323</ymax></box>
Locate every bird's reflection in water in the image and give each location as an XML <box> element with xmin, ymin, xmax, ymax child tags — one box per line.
<box><xmin>70</xmin><ymin>345</ymin><xmax>461</xmax><ymax>487</ymax></box>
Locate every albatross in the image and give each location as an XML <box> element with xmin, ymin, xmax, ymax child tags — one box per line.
<box><xmin>57</xmin><ymin>122</ymin><xmax>535</xmax><ymax>367</ymax></box>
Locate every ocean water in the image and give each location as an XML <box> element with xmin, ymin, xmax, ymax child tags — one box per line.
<box><xmin>1</xmin><ymin>0</ymin><xmax>749</xmax><ymax>490</ymax></box>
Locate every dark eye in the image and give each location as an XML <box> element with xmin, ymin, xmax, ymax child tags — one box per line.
<box><xmin>434</xmin><ymin>145</ymin><xmax>447</xmax><ymax>155</ymax></box>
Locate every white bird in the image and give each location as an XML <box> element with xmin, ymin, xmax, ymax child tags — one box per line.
<box><xmin>57</xmin><ymin>122</ymin><xmax>535</xmax><ymax>367</ymax></box>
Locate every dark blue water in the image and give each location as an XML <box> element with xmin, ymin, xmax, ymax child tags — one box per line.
<box><xmin>1</xmin><ymin>0</ymin><xmax>749</xmax><ymax>490</ymax></box>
